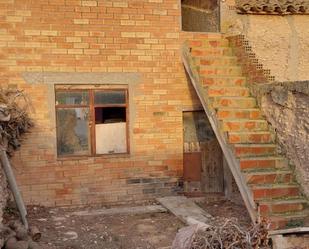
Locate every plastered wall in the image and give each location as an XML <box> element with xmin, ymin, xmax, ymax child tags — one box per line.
<box><xmin>221</xmin><ymin>0</ymin><xmax>309</xmax><ymax>82</ymax></box>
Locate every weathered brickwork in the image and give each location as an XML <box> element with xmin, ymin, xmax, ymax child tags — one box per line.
<box><xmin>0</xmin><ymin>0</ymin><xmax>207</xmax><ymax>206</ymax></box>
<box><xmin>185</xmin><ymin>37</ymin><xmax>309</xmax><ymax>229</ymax></box>
<box><xmin>227</xmin><ymin>35</ymin><xmax>275</xmax><ymax>84</ymax></box>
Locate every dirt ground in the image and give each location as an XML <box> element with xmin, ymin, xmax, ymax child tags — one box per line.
<box><xmin>3</xmin><ymin>198</ymin><xmax>252</xmax><ymax>249</ymax></box>
<box><xmin>24</xmin><ymin>207</ymin><xmax>183</xmax><ymax>249</ymax></box>
<box><xmin>198</xmin><ymin>199</ymin><xmax>252</xmax><ymax>228</ymax></box>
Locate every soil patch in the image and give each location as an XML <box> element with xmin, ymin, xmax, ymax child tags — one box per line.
<box><xmin>24</xmin><ymin>205</ymin><xmax>184</xmax><ymax>249</ymax></box>
<box><xmin>198</xmin><ymin>199</ymin><xmax>252</xmax><ymax>228</ymax></box>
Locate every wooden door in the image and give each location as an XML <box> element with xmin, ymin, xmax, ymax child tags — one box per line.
<box><xmin>183</xmin><ymin>111</ymin><xmax>224</xmax><ymax>193</ymax></box>
<box><xmin>201</xmin><ymin>141</ymin><xmax>224</xmax><ymax>193</ymax></box>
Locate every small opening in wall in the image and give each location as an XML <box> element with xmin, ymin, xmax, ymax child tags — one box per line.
<box><xmin>181</xmin><ymin>0</ymin><xmax>220</xmax><ymax>32</ymax></box>
<box><xmin>95</xmin><ymin>107</ymin><xmax>126</xmax><ymax>124</ymax></box>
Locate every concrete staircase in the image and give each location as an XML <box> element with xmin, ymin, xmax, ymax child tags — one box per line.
<box><xmin>182</xmin><ymin>34</ymin><xmax>308</xmax><ymax>230</ymax></box>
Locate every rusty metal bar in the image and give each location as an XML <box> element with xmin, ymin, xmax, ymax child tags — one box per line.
<box><xmin>0</xmin><ymin>149</ymin><xmax>28</xmax><ymax>229</ymax></box>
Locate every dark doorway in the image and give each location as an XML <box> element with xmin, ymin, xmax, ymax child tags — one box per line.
<box><xmin>181</xmin><ymin>0</ymin><xmax>220</xmax><ymax>32</ymax></box>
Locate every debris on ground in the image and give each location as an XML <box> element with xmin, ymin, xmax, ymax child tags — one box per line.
<box><xmin>0</xmin><ymin>220</ymin><xmax>46</xmax><ymax>249</ymax></box>
<box><xmin>4</xmin><ymin>205</ymin><xmax>184</xmax><ymax>249</ymax></box>
<box><xmin>198</xmin><ymin>199</ymin><xmax>252</xmax><ymax>228</ymax></box>
<box><xmin>0</xmin><ymin>87</ymin><xmax>32</xmax><ymax>155</ymax></box>
<box><xmin>172</xmin><ymin>218</ymin><xmax>271</xmax><ymax>249</ymax></box>
<box><xmin>191</xmin><ymin>218</ymin><xmax>270</xmax><ymax>249</ymax></box>
<box><xmin>0</xmin><ymin>88</ymin><xmax>35</xmax><ymax>247</ymax></box>
<box><xmin>172</xmin><ymin>224</ymin><xmax>200</xmax><ymax>249</ymax></box>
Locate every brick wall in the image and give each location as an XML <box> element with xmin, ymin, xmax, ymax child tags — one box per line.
<box><xmin>0</xmin><ymin>0</ymin><xmax>207</xmax><ymax>206</ymax></box>
<box><xmin>227</xmin><ymin>35</ymin><xmax>275</xmax><ymax>84</ymax></box>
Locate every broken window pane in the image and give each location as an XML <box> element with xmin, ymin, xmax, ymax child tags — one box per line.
<box><xmin>56</xmin><ymin>108</ymin><xmax>90</xmax><ymax>156</ymax></box>
<box><xmin>95</xmin><ymin>107</ymin><xmax>127</xmax><ymax>154</ymax></box>
<box><xmin>56</xmin><ymin>91</ymin><xmax>89</xmax><ymax>105</ymax></box>
<box><xmin>94</xmin><ymin>91</ymin><xmax>126</xmax><ymax>105</ymax></box>
<box><xmin>95</xmin><ymin>107</ymin><xmax>126</xmax><ymax>124</ymax></box>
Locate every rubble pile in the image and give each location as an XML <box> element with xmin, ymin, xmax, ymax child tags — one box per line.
<box><xmin>0</xmin><ymin>87</ymin><xmax>33</xmax><ymax>248</ymax></box>
<box><xmin>172</xmin><ymin>218</ymin><xmax>271</xmax><ymax>249</ymax></box>
<box><xmin>0</xmin><ymin>87</ymin><xmax>33</xmax><ymax>155</ymax></box>
<box><xmin>0</xmin><ymin>221</ymin><xmax>43</xmax><ymax>249</ymax></box>
<box><xmin>191</xmin><ymin>218</ymin><xmax>270</xmax><ymax>249</ymax></box>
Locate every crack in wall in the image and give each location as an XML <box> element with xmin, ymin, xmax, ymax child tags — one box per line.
<box><xmin>286</xmin><ymin>16</ymin><xmax>299</xmax><ymax>81</ymax></box>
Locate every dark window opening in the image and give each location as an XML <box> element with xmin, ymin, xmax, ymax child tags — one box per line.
<box><xmin>95</xmin><ymin>107</ymin><xmax>126</xmax><ymax>124</ymax></box>
<box><xmin>181</xmin><ymin>0</ymin><xmax>220</xmax><ymax>32</ymax></box>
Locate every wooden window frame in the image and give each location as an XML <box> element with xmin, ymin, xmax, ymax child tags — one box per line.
<box><xmin>55</xmin><ymin>86</ymin><xmax>129</xmax><ymax>158</ymax></box>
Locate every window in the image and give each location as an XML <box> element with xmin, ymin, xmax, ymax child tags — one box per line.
<box><xmin>181</xmin><ymin>0</ymin><xmax>220</xmax><ymax>32</ymax></box>
<box><xmin>55</xmin><ymin>87</ymin><xmax>128</xmax><ymax>157</ymax></box>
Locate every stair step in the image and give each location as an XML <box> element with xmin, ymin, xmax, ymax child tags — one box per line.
<box><xmin>217</xmin><ymin>108</ymin><xmax>262</xmax><ymax>120</ymax></box>
<box><xmin>221</xmin><ymin>119</ymin><xmax>269</xmax><ymax>132</ymax></box>
<box><xmin>228</xmin><ymin>131</ymin><xmax>275</xmax><ymax>144</ymax></box>
<box><xmin>240</xmin><ymin>157</ymin><xmax>289</xmax><ymax>171</ymax></box>
<box><xmin>207</xmin><ymin>86</ymin><xmax>250</xmax><ymax>97</ymax></box>
<box><xmin>259</xmin><ymin>198</ymin><xmax>308</xmax><ymax>215</ymax></box>
<box><xmin>191</xmin><ymin>47</ymin><xmax>233</xmax><ymax>57</ymax></box>
<box><xmin>186</xmin><ymin>37</ymin><xmax>308</xmax><ymax>230</ymax></box>
<box><xmin>201</xmin><ymin>76</ymin><xmax>247</xmax><ymax>87</ymax></box>
<box><xmin>245</xmin><ymin>169</ymin><xmax>293</xmax><ymax>185</ymax></box>
<box><xmin>194</xmin><ymin>56</ymin><xmax>238</xmax><ymax>66</ymax></box>
<box><xmin>211</xmin><ymin>97</ymin><xmax>256</xmax><ymax>108</ymax></box>
<box><xmin>199</xmin><ymin>66</ymin><xmax>242</xmax><ymax>76</ymax></box>
<box><xmin>189</xmin><ymin>39</ymin><xmax>230</xmax><ymax>48</ymax></box>
<box><xmin>252</xmin><ymin>184</ymin><xmax>300</xmax><ymax>200</ymax></box>
<box><xmin>268</xmin><ymin>210</ymin><xmax>309</xmax><ymax>230</ymax></box>
<box><xmin>233</xmin><ymin>144</ymin><xmax>277</xmax><ymax>157</ymax></box>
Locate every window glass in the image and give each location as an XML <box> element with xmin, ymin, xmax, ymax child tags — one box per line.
<box><xmin>94</xmin><ymin>91</ymin><xmax>126</xmax><ymax>105</ymax></box>
<box><xmin>56</xmin><ymin>91</ymin><xmax>89</xmax><ymax>105</ymax></box>
<box><xmin>55</xmin><ymin>88</ymin><xmax>129</xmax><ymax>157</ymax></box>
<box><xmin>56</xmin><ymin>108</ymin><xmax>90</xmax><ymax>156</ymax></box>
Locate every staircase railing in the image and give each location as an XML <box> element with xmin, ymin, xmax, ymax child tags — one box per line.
<box><xmin>181</xmin><ymin>42</ymin><xmax>257</xmax><ymax>222</ymax></box>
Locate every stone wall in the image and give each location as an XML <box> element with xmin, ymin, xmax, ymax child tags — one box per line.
<box><xmin>221</xmin><ymin>1</ymin><xmax>309</xmax><ymax>197</ymax></box>
<box><xmin>272</xmin><ymin>233</ymin><xmax>309</xmax><ymax>249</ymax></box>
<box><xmin>251</xmin><ymin>81</ymin><xmax>309</xmax><ymax>197</ymax></box>
<box><xmin>221</xmin><ymin>0</ymin><xmax>309</xmax><ymax>82</ymax></box>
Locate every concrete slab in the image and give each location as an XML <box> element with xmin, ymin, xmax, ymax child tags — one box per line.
<box><xmin>71</xmin><ymin>205</ymin><xmax>167</xmax><ymax>217</ymax></box>
<box><xmin>271</xmin><ymin>233</ymin><xmax>309</xmax><ymax>249</ymax></box>
<box><xmin>157</xmin><ymin>196</ymin><xmax>212</xmax><ymax>226</ymax></box>
<box><xmin>269</xmin><ymin>226</ymin><xmax>309</xmax><ymax>235</ymax></box>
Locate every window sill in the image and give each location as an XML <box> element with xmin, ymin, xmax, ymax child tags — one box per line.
<box><xmin>57</xmin><ymin>152</ymin><xmax>131</xmax><ymax>161</ymax></box>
